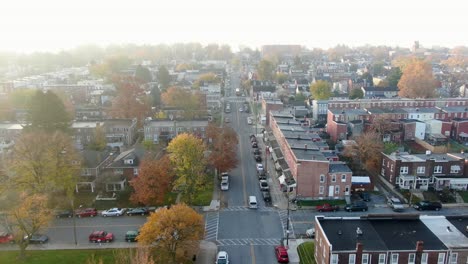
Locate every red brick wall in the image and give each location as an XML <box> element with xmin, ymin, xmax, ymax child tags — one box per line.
<box><xmin>297</xmin><ymin>161</ymin><xmax>329</xmax><ymax>198</ymax></box>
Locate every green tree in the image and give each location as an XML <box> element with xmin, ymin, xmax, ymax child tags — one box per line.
<box><xmin>295</xmin><ymin>93</ymin><xmax>307</xmax><ymax>102</ymax></box>
<box><xmin>167</xmin><ymin>134</ymin><xmax>207</xmax><ymax>203</ymax></box>
<box><xmin>372</xmin><ymin>61</ymin><xmax>386</xmax><ymax>76</ymax></box>
<box><xmin>383</xmin><ymin>142</ymin><xmax>399</xmax><ymax>154</ymax></box>
<box><xmin>349</xmin><ymin>89</ymin><xmax>364</xmax><ymax>99</ymax></box>
<box><xmin>256</xmin><ymin>59</ymin><xmax>275</xmax><ymax>81</ymax></box>
<box><xmin>89</xmin><ymin>124</ymin><xmax>106</xmax><ymax>151</ymax></box>
<box><xmin>25</xmin><ymin>90</ymin><xmax>71</xmax><ymax>133</ymax></box>
<box><xmin>387</xmin><ymin>67</ymin><xmax>402</xmax><ymax>87</ymax></box>
<box><xmin>8</xmin><ymin>89</ymin><xmax>36</xmax><ymax>108</ymax></box>
<box><xmin>310</xmin><ymin>80</ymin><xmax>332</xmax><ymax>100</ymax></box>
<box><xmin>275</xmin><ymin>72</ymin><xmax>288</xmax><ymax>84</ymax></box>
<box><xmin>157</xmin><ymin>66</ymin><xmax>171</xmax><ymax>90</ymax></box>
<box><xmin>135</xmin><ymin>65</ymin><xmax>152</xmax><ymax>83</ymax></box>
<box><xmin>361</xmin><ymin>72</ymin><xmax>374</xmax><ymax>87</ymax></box>
<box><xmin>398</xmin><ymin>60</ymin><xmax>437</xmax><ymax>98</ymax></box>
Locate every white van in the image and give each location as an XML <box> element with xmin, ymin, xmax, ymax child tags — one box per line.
<box><xmin>248</xmin><ymin>196</ymin><xmax>258</xmax><ymax>209</ymax></box>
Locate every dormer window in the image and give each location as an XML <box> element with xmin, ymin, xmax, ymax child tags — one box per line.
<box><xmin>124</xmin><ymin>159</ymin><xmax>134</xmax><ymax>165</ymax></box>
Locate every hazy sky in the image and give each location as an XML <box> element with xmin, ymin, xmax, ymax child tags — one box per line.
<box><xmin>1</xmin><ymin>0</ymin><xmax>467</xmax><ymax>53</ymax></box>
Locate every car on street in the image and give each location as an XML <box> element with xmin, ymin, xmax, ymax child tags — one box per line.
<box><xmin>254</xmin><ymin>154</ymin><xmax>262</xmax><ymax>162</ymax></box>
<box><xmin>413</xmin><ymin>201</ymin><xmax>442</xmax><ymax>211</ymax></box>
<box><xmin>247</xmin><ymin>117</ymin><xmax>252</xmax><ymax>124</ymax></box>
<box><xmin>55</xmin><ymin>210</ymin><xmax>73</xmax><ymax>218</ymax></box>
<box><xmin>262</xmin><ymin>191</ymin><xmax>271</xmax><ymax>202</ymax></box>
<box><xmin>75</xmin><ymin>208</ymin><xmax>98</xmax><ymax>218</ymax></box>
<box><xmin>258</xmin><ymin>169</ymin><xmax>267</xmax><ymax>179</ymax></box>
<box><xmin>220</xmin><ymin>179</ymin><xmax>229</xmax><ymax>191</ymax></box>
<box><xmin>275</xmin><ymin>245</ymin><xmax>289</xmax><ymax>263</ymax></box>
<box><xmin>306</xmin><ymin>228</ymin><xmax>315</xmax><ymax>238</ymax></box>
<box><xmin>126</xmin><ymin>208</ymin><xmax>149</xmax><ymax>216</ymax></box>
<box><xmin>316</xmin><ymin>203</ymin><xmax>340</xmax><ymax>212</ymax></box>
<box><xmin>89</xmin><ymin>231</ymin><xmax>114</xmax><ymax>243</ymax></box>
<box><xmin>251</xmin><ymin>142</ymin><xmax>258</xmax><ymax>148</ymax></box>
<box><xmin>344</xmin><ymin>201</ymin><xmax>368</xmax><ymax>212</ymax></box>
<box><xmin>358</xmin><ymin>191</ymin><xmax>371</xmax><ymax>202</ymax></box>
<box><xmin>253</xmin><ymin>149</ymin><xmax>261</xmax><ymax>155</ymax></box>
<box><xmin>24</xmin><ymin>234</ymin><xmax>49</xmax><ymax>244</ymax></box>
<box><xmin>387</xmin><ymin>197</ymin><xmax>405</xmax><ymax>212</ymax></box>
<box><xmin>0</xmin><ymin>232</ymin><xmax>14</xmax><ymax>244</ymax></box>
<box><xmin>239</xmin><ymin>107</ymin><xmax>243</xmax><ymax>112</ymax></box>
<box><xmin>225</xmin><ymin>117</ymin><xmax>230</xmax><ymax>123</ymax></box>
<box><xmin>259</xmin><ymin>180</ymin><xmax>269</xmax><ymax>191</ymax></box>
<box><xmin>101</xmin><ymin>208</ymin><xmax>125</xmax><ymax>217</ymax></box>
<box><xmin>256</xmin><ymin>163</ymin><xmax>264</xmax><ymax>171</ymax></box>
<box><xmin>216</xmin><ymin>251</ymin><xmax>229</xmax><ymax>264</ymax></box>
<box><xmin>125</xmin><ymin>230</ymin><xmax>139</xmax><ymax>242</ymax></box>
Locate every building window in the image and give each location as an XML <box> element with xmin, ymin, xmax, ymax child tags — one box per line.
<box><xmin>115</xmin><ymin>168</ymin><xmax>123</xmax><ymax>175</ymax></box>
<box><xmin>451</xmin><ymin>165</ymin><xmax>461</xmax><ymax>173</ymax></box>
<box><xmin>408</xmin><ymin>253</ymin><xmax>415</xmax><ymax>264</ymax></box>
<box><xmin>449</xmin><ymin>253</ymin><xmax>457</xmax><ymax>264</ymax></box>
<box><xmin>362</xmin><ymin>254</ymin><xmax>369</xmax><ymax>264</ymax></box>
<box><xmin>400</xmin><ymin>166</ymin><xmax>409</xmax><ymax>174</ymax></box>
<box><xmin>421</xmin><ymin>253</ymin><xmax>428</xmax><ymax>264</ymax></box>
<box><xmin>391</xmin><ymin>164</ymin><xmax>393</xmax><ymax>172</ymax></box>
<box><xmin>342</xmin><ymin>174</ymin><xmax>346</xmax><ymax>182</ymax></box>
<box><xmin>417</xmin><ymin>166</ymin><xmax>425</xmax><ymax>174</ymax></box>
<box><xmin>331</xmin><ymin>254</ymin><xmax>338</xmax><ymax>264</ymax></box>
<box><xmin>378</xmin><ymin>254</ymin><xmax>386</xmax><ymax>264</ymax></box>
<box><xmin>335</xmin><ymin>186</ymin><xmax>340</xmax><ymax>194</ymax></box>
<box><xmin>133</xmin><ymin>168</ymin><xmax>138</xmax><ymax>176</ymax></box>
<box><xmin>438</xmin><ymin>253</ymin><xmax>445</xmax><ymax>264</ymax></box>
<box><xmin>319</xmin><ymin>186</ymin><xmax>324</xmax><ymax>194</ymax></box>
<box><xmin>434</xmin><ymin>166</ymin><xmax>443</xmax><ymax>174</ymax></box>
<box><xmin>349</xmin><ymin>254</ymin><xmax>356</xmax><ymax>264</ymax></box>
<box><xmin>391</xmin><ymin>254</ymin><xmax>398</xmax><ymax>264</ymax></box>
<box><xmin>332</xmin><ymin>174</ymin><xmax>336</xmax><ymax>182</ymax></box>
<box><xmin>320</xmin><ymin>174</ymin><xmax>325</xmax><ymax>183</ymax></box>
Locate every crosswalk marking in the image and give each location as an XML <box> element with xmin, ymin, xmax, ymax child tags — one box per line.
<box><xmin>204</xmin><ymin>212</ymin><xmax>219</xmax><ymax>241</ymax></box>
<box><xmin>221</xmin><ymin>206</ymin><xmax>277</xmax><ymax>212</ymax></box>
<box><xmin>278</xmin><ymin>210</ymin><xmax>296</xmax><ymax>239</ymax></box>
<box><xmin>216</xmin><ymin>238</ymin><xmax>281</xmax><ymax>246</ymax></box>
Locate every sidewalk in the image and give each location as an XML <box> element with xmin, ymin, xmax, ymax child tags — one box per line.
<box><xmin>195</xmin><ymin>240</ymin><xmax>217</xmax><ymax>264</ymax></box>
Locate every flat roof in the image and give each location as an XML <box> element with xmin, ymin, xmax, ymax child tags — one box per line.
<box><xmin>420</xmin><ymin>216</ymin><xmax>468</xmax><ymax>248</ymax></box>
<box><xmin>384</xmin><ymin>152</ymin><xmax>460</xmax><ymax>162</ymax></box>
<box><xmin>365</xmin><ymin>107</ymin><xmax>408</xmax><ymax>114</ymax></box>
<box><xmin>446</xmin><ymin>216</ymin><xmax>468</xmax><ymax>238</ymax></box>
<box><xmin>145</xmin><ymin>120</ymin><xmax>208</xmax><ymax>127</ymax></box>
<box><xmin>72</xmin><ymin>122</ymin><xmax>105</xmax><ymax>129</ymax></box>
<box><xmin>403</xmin><ymin>108</ymin><xmax>439</xmax><ymax>113</ymax></box>
<box><xmin>329</xmin><ymin>108</ymin><xmax>369</xmax><ymax>115</ymax></box>
<box><xmin>329</xmin><ymin>163</ymin><xmax>352</xmax><ymax>173</ymax></box>
<box><xmin>293</xmin><ymin>149</ymin><xmax>328</xmax><ymax>162</ymax></box>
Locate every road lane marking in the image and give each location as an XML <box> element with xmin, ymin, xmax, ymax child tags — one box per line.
<box><xmin>250</xmin><ymin>244</ymin><xmax>256</xmax><ymax>264</ymax></box>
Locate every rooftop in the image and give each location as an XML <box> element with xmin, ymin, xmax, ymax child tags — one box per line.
<box><xmin>145</xmin><ymin>119</ymin><xmax>209</xmax><ymax>127</ymax></box>
<box><xmin>329</xmin><ymin>162</ymin><xmax>352</xmax><ymax>173</ymax></box>
<box><xmin>292</xmin><ymin>149</ymin><xmax>328</xmax><ymax>162</ymax></box>
<box><xmin>420</xmin><ymin>216</ymin><xmax>468</xmax><ymax>248</ymax></box>
<box><xmin>403</xmin><ymin>108</ymin><xmax>440</xmax><ymax>113</ymax></box>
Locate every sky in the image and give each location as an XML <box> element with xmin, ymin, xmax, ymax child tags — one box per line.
<box><xmin>0</xmin><ymin>0</ymin><xmax>467</xmax><ymax>53</ymax></box>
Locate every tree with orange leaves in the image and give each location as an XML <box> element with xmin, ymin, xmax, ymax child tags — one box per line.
<box><xmin>206</xmin><ymin>124</ymin><xmax>239</xmax><ymax>173</ymax></box>
<box><xmin>130</xmin><ymin>155</ymin><xmax>174</xmax><ymax>206</ymax></box>
<box><xmin>107</xmin><ymin>76</ymin><xmax>150</xmax><ymax>121</ymax></box>
<box><xmin>137</xmin><ymin>203</ymin><xmax>204</xmax><ymax>264</ymax></box>
<box><xmin>397</xmin><ymin>60</ymin><xmax>437</xmax><ymax>99</ymax></box>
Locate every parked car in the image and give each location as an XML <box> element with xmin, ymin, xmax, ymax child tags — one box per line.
<box><xmin>274</xmin><ymin>245</ymin><xmax>289</xmax><ymax>263</ymax></box>
<box><xmin>251</xmin><ymin>142</ymin><xmax>258</xmax><ymax>148</ymax></box>
<box><xmin>344</xmin><ymin>201</ymin><xmax>368</xmax><ymax>212</ymax></box>
<box><xmin>89</xmin><ymin>231</ymin><xmax>114</xmax><ymax>243</ymax></box>
<box><xmin>220</xmin><ymin>179</ymin><xmax>229</xmax><ymax>191</ymax></box>
<box><xmin>253</xmin><ymin>149</ymin><xmax>261</xmax><ymax>155</ymax></box>
<box><xmin>239</xmin><ymin>107</ymin><xmax>243</xmax><ymax>112</ymax></box>
<box><xmin>306</xmin><ymin>228</ymin><xmax>315</xmax><ymax>238</ymax></box>
<box><xmin>24</xmin><ymin>234</ymin><xmax>49</xmax><ymax>244</ymax></box>
<box><xmin>125</xmin><ymin>230</ymin><xmax>139</xmax><ymax>242</ymax></box>
<box><xmin>75</xmin><ymin>208</ymin><xmax>98</xmax><ymax>218</ymax></box>
<box><xmin>216</xmin><ymin>251</ymin><xmax>229</xmax><ymax>264</ymax></box>
<box><xmin>259</xmin><ymin>180</ymin><xmax>269</xmax><ymax>191</ymax></box>
<box><xmin>254</xmin><ymin>154</ymin><xmax>262</xmax><ymax>162</ymax></box>
<box><xmin>257</xmin><ymin>169</ymin><xmax>267</xmax><ymax>180</ymax></box>
<box><xmin>225</xmin><ymin>117</ymin><xmax>230</xmax><ymax>123</ymax></box>
<box><xmin>316</xmin><ymin>203</ymin><xmax>340</xmax><ymax>212</ymax></box>
<box><xmin>250</xmin><ymin>137</ymin><xmax>257</xmax><ymax>143</ymax></box>
<box><xmin>256</xmin><ymin>163</ymin><xmax>264</xmax><ymax>171</ymax></box>
<box><xmin>55</xmin><ymin>210</ymin><xmax>73</xmax><ymax>218</ymax></box>
<box><xmin>247</xmin><ymin>117</ymin><xmax>253</xmax><ymax>125</ymax></box>
<box><xmin>413</xmin><ymin>201</ymin><xmax>442</xmax><ymax>211</ymax></box>
<box><xmin>126</xmin><ymin>208</ymin><xmax>149</xmax><ymax>216</ymax></box>
<box><xmin>262</xmin><ymin>191</ymin><xmax>271</xmax><ymax>202</ymax></box>
<box><xmin>0</xmin><ymin>232</ymin><xmax>14</xmax><ymax>244</ymax></box>
<box><xmin>387</xmin><ymin>197</ymin><xmax>405</xmax><ymax>212</ymax></box>
<box><xmin>358</xmin><ymin>192</ymin><xmax>371</xmax><ymax>202</ymax></box>
<box><xmin>101</xmin><ymin>208</ymin><xmax>125</xmax><ymax>217</ymax></box>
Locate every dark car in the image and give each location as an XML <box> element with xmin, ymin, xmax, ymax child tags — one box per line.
<box><xmin>126</xmin><ymin>208</ymin><xmax>149</xmax><ymax>216</ymax></box>
<box><xmin>257</xmin><ymin>169</ymin><xmax>267</xmax><ymax>180</ymax></box>
<box><xmin>125</xmin><ymin>230</ymin><xmax>139</xmax><ymax>242</ymax></box>
<box><xmin>251</xmin><ymin>142</ymin><xmax>258</xmax><ymax>148</ymax></box>
<box><xmin>254</xmin><ymin>155</ymin><xmax>262</xmax><ymax>162</ymax></box>
<box><xmin>55</xmin><ymin>210</ymin><xmax>73</xmax><ymax>218</ymax></box>
<box><xmin>262</xmin><ymin>191</ymin><xmax>271</xmax><ymax>202</ymax></box>
<box><xmin>253</xmin><ymin>149</ymin><xmax>261</xmax><ymax>155</ymax></box>
<box><xmin>89</xmin><ymin>231</ymin><xmax>114</xmax><ymax>243</ymax></box>
<box><xmin>345</xmin><ymin>201</ymin><xmax>368</xmax><ymax>212</ymax></box>
<box><xmin>316</xmin><ymin>203</ymin><xmax>340</xmax><ymax>212</ymax></box>
<box><xmin>413</xmin><ymin>201</ymin><xmax>442</xmax><ymax>211</ymax></box>
<box><xmin>25</xmin><ymin>234</ymin><xmax>49</xmax><ymax>244</ymax></box>
<box><xmin>275</xmin><ymin>245</ymin><xmax>289</xmax><ymax>263</ymax></box>
<box><xmin>75</xmin><ymin>208</ymin><xmax>98</xmax><ymax>218</ymax></box>
<box><xmin>358</xmin><ymin>192</ymin><xmax>371</xmax><ymax>202</ymax></box>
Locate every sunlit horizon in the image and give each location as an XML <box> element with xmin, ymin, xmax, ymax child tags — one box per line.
<box><xmin>0</xmin><ymin>0</ymin><xmax>467</xmax><ymax>53</ymax></box>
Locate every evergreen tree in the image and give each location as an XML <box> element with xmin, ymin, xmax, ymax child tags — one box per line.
<box><xmin>26</xmin><ymin>90</ymin><xmax>71</xmax><ymax>133</ymax></box>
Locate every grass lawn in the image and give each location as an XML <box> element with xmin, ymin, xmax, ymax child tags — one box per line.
<box><xmin>297</xmin><ymin>241</ymin><xmax>316</xmax><ymax>264</ymax></box>
<box><xmin>458</xmin><ymin>191</ymin><xmax>468</xmax><ymax>203</ymax></box>
<box><xmin>0</xmin><ymin>249</ymin><xmax>118</xmax><ymax>264</ymax></box>
<box><xmin>180</xmin><ymin>179</ymin><xmax>214</xmax><ymax>206</ymax></box>
<box><xmin>298</xmin><ymin>199</ymin><xmax>346</xmax><ymax>207</ymax></box>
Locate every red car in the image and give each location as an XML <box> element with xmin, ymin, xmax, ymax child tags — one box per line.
<box><xmin>316</xmin><ymin>203</ymin><xmax>340</xmax><ymax>212</ymax></box>
<box><xmin>75</xmin><ymin>208</ymin><xmax>98</xmax><ymax>218</ymax></box>
<box><xmin>0</xmin><ymin>232</ymin><xmax>14</xmax><ymax>244</ymax></box>
<box><xmin>88</xmin><ymin>231</ymin><xmax>114</xmax><ymax>243</ymax></box>
<box><xmin>275</xmin><ymin>245</ymin><xmax>289</xmax><ymax>263</ymax></box>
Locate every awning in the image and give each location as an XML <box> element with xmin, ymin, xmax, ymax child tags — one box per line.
<box><xmin>278</xmin><ymin>175</ymin><xmax>286</xmax><ymax>185</ymax></box>
<box><xmin>450</xmin><ymin>179</ymin><xmax>468</xmax><ymax>185</ymax></box>
<box><xmin>271</xmin><ymin>152</ymin><xmax>278</xmax><ymax>162</ymax></box>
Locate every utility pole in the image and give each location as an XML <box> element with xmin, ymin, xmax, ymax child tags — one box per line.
<box><xmin>286</xmin><ymin>191</ymin><xmax>290</xmax><ymax>246</ymax></box>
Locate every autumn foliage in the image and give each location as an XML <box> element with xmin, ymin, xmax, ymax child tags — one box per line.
<box><xmin>397</xmin><ymin>60</ymin><xmax>437</xmax><ymax>98</ymax></box>
<box><xmin>343</xmin><ymin>132</ymin><xmax>384</xmax><ymax>174</ymax></box>
<box><xmin>130</xmin><ymin>155</ymin><xmax>174</xmax><ymax>206</ymax></box>
<box><xmin>107</xmin><ymin>76</ymin><xmax>150</xmax><ymax>121</ymax></box>
<box><xmin>206</xmin><ymin>124</ymin><xmax>239</xmax><ymax>172</ymax></box>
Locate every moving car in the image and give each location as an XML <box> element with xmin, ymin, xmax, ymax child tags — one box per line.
<box><xmin>101</xmin><ymin>208</ymin><xmax>125</xmax><ymax>217</ymax></box>
<box><xmin>275</xmin><ymin>245</ymin><xmax>289</xmax><ymax>263</ymax></box>
<box><xmin>259</xmin><ymin>180</ymin><xmax>269</xmax><ymax>191</ymax></box>
<box><xmin>316</xmin><ymin>203</ymin><xmax>340</xmax><ymax>212</ymax></box>
<box><xmin>24</xmin><ymin>234</ymin><xmax>49</xmax><ymax>244</ymax></box>
<box><xmin>344</xmin><ymin>201</ymin><xmax>368</xmax><ymax>212</ymax></box>
<box><xmin>89</xmin><ymin>231</ymin><xmax>114</xmax><ymax>243</ymax></box>
<box><xmin>0</xmin><ymin>232</ymin><xmax>14</xmax><ymax>244</ymax></box>
<box><xmin>387</xmin><ymin>197</ymin><xmax>405</xmax><ymax>212</ymax></box>
<box><xmin>216</xmin><ymin>251</ymin><xmax>229</xmax><ymax>264</ymax></box>
<box><xmin>126</xmin><ymin>208</ymin><xmax>149</xmax><ymax>216</ymax></box>
<box><xmin>125</xmin><ymin>230</ymin><xmax>139</xmax><ymax>242</ymax></box>
<box><xmin>75</xmin><ymin>208</ymin><xmax>98</xmax><ymax>218</ymax></box>
<box><xmin>413</xmin><ymin>201</ymin><xmax>442</xmax><ymax>211</ymax></box>
<box><xmin>55</xmin><ymin>210</ymin><xmax>73</xmax><ymax>218</ymax></box>
<box><xmin>262</xmin><ymin>191</ymin><xmax>271</xmax><ymax>202</ymax></box>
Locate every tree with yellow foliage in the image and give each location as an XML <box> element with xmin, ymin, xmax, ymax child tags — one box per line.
<box><xmin>398</xmin><ymin>60</ymin><xmax>437</xmax><ymax>98</ymax></box>
<box><xmin>137</xmin><ymin>204</ymin><xmax>204</xmax><ymax>263</ymax></box>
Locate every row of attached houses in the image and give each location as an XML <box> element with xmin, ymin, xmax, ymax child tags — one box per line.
<box><xmin>314</xmin><ymin>214</ymin><xmax>468</xmax><ymax>264</ymax></box>
<box><xmin>143</xmin><ymin>119</ymin><xmax>209</xmax><ymax>143</ymax></box>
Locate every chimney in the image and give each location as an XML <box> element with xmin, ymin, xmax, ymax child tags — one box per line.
<box><xmin>304</xmin><ymin>144</ymin><xmax>308</xmax><ymax>151</ymax></box>
<box><xmin>355</xmin><ymin>243</ymin><xmax>364</xmax><ymax>264</ymax></box>
<box><xmin>415</xmin><ymin>241</ymin><xmax>424</xmax><ymax>264</ymax></box>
